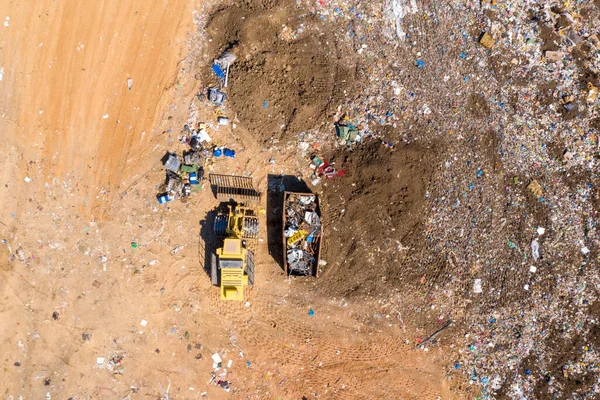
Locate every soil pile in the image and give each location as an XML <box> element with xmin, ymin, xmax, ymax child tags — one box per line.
<box><xmin>319</xmin><ymin>141</ymin><xmax>439</xmax><ymax>296</ymax></box>
<box><xmin>205</xmin><ymin>2</ymin><xmax>356</xmax><ymax>143</ymax></box>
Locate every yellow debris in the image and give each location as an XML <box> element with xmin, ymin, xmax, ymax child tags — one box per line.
<box><xmin>479</xmin><ymin>32</ymin><xmax>495</xmax><ymax>49</ymax></box>
<box><xmin>587</xmin><ymin>82</ymin><xmax>598</xmax><ymax>105</ymax></box>
<box><xmin>528</xmin><ymin>180</ymin><xmax>543</xmax><ymax>197</ymax></box>
<box><xmin>287</xmin><ymin>230</ymin><xmax>308</xmax><ymax>246</ymax></box>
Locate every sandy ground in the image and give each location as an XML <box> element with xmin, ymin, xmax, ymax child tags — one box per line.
<box><xmin>0</xmin><ymin>0</ymin><xmax>462</xmax><ymax>399</ymax></box>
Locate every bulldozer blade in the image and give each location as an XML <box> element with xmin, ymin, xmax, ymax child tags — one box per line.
<box><xmin>209</xmin><ymin>174</ymin><xmax>261</xmax><ymax>204</ymax></box>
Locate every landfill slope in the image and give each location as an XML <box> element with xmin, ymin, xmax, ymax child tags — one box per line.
<box><xmin>3</xmin><ymin>0</ymin><xmax>600</xmax><ymax>398</ymax></box>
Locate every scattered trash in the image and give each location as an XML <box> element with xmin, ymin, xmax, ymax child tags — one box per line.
<box><xmin>223</xmin><ymin>148</ymin><xmax>235</xmax><ymax>158</ymax></box>
<box><xmin>581</xmin><ymin>246</ymin><xmax>590</xmax><ymax>255</ymax></box>
<box><xmin>217</xmin><ymin>116</ymin><xmax>230</xmax><ymax>125</ymax></box>
<box><xmin>207</xmin><ymin>88</ymin><xmax>227</xmax><ymax>106</ymax></box>
<box><xmin>587</xmin><ymin>82</ymin><xmax>598</xmax><ymax>105</ymax></box>
<box><xmin>214</xmin><ymin>51</ymin><xmax>237</xmax><ymax>87</ymax></box>
<box><xmin>157</xmin><ymin>193</ymin><xmax>172</xmax><ymax>204</ymax></box>
<box><xmin>473</xmin><ymin>279</ymin><xmax>482</xmax><ymax>294</ymax></box>
<box><xmin>212</xmin><ymin>63</ymin><xmax>225</xmax><ymax>79</ymax></box>
<box><xmin>211</xmin><ymin>353</ymin><xmax>222</xmax><ymax>367</ymax></box>
<box><xmin>310</xmin><ymin>155</ymin><xmax>346</xmax><ymax>180</ymax></box>
<box><xmin>171</xmin><ymin>245</ymin><xmax>184</xmax><ymax>255</ymax></box>
<box><xmin>158</xmin><ymin>379</ymin><xmax>171</xmax><ymax>400</ymax></box>
<box><xmin>127</xmin><ymin>78</ymin><xmax>133</xmax><ymax>90</ymax></box>
<box><xmin>140</xmin><ymin>319</ymin><xmax>148</xmax><ymax>327</ymax></box>
<box><xmin>336</xmin><ymin>124</ymin><xmax>362</xmax><ymax>145</ymax></box>
<box><xmin>527</xmin><ymin>180</ymin><xmax>543</xmax><ymax>197</ymax></box>
<box><xmin>531</xmin><ymin>239</ymin><xmax>539</xmax><ymax>261</ymax></box>
<box><xmin>156</xmin><ymin>148</ymin><xmax>205</xmax><ymax>203</ymax></box>
<box><xmin>386</xmin><ymin>0</ymin><xmax>418</xmax><ymax>41</ymax></box>
<box><xmin>163</xmin><ymin>153</ymin><xmax>181</xmax><ymax>174</ymax></box>
<box><xmin>308</xmin><ymin>308</ymin><xmax>315</xmax><ymax>316</ymax></box>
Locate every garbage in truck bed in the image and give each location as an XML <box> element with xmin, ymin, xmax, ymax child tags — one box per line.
<box><xmin>282</xmin><ymin>192</ymin><xmax>323</xmax><ymax>277</ymax></box>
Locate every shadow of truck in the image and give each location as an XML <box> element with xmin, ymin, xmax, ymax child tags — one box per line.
<box><xmin>266</xmin><ymin>174</ymin><xmax>310</xmax><ymax>271</ymax></box>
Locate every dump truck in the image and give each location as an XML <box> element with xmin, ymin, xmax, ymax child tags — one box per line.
<box><xmin>209</xmin><ymin>174</ymin><xmax>261</xmax><ymax>301</ymax></box>
<box><xmin>282</xmin><ymin>191</ymin><xmax>323</xmax><ymax>277</ymax></box>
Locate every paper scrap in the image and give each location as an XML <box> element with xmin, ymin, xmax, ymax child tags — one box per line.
<box><xmin>211</xmin><ymin>353</ymin><xmax>222</xmax><ymax>364</ymax></box>
<box><xmin>473</xmin><ymin>279</ymin><xmax>482</xmax><ymax>293</ymax></box>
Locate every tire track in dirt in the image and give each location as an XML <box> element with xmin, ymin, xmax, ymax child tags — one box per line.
<box><xmin>203</xmin><ymin>272</ymin><xmax>453</xmax><ymax>398</ymax></box>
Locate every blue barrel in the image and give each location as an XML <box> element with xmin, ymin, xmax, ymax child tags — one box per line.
<box><xmin>157</xmin><ymin>194</ymin><xmax>171</xmax><ymax>204</ymax></box>
<box><xmin>189</xmin><ymin>172</ymin><xmax>199</xmax><ymax>185</ymax></box>
<box><xmin>212</xmin><ymin>63</ymin><xmax>225</xmax><ymax>79</ymax></box>
<box><xmin>213</xmin><ymin>148</ymin><xmax>223</xmax><ymax>157</ymax></box>
<box><xmin>223</xmin><ymin>148</ymin><xmax>236</xmax><ymax>158</ymax></box>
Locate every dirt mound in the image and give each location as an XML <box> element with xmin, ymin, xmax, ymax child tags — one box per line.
<box><xmin>318</xmin><ymin>141</ymin><xmax>439</xmax><ymax>296</ymax></box>
<box><xmin>205</xmin><ymin>2</ymin><xmax>355</xmax><ymax>143</ymax></box>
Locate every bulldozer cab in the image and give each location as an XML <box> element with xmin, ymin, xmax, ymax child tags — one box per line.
<box><xmin>217</xmin><ymin>238</ymin><xmax>248</xmax><ymax>301</ymax></box>
<box><xmin>209</xmin><ymin>174</ymin><xmax>260</xmax><ymax>301</ymax></box>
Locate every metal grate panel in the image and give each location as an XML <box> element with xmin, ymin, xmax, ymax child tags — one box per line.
<box><xmin>209</xmin><ymin>174</ymin><xmax>261</xmax><ymax>204</ymax></box>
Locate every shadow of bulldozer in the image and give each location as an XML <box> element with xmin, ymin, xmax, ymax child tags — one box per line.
<box><xmin>198</xmin><ymin>210</ymin><xmax>216</xmax><ymax>281</ymax></box>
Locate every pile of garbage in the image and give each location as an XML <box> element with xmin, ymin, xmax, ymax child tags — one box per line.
<box><xmin>284</xmin><ymin>0</ymin><xmax>600</xmax><ymax>398</ymax></box>
<box><xmin>157</xmin><ymin>148</ymin><xmax>205</xmax><ymax>204</ymax></box>
<box><xmin>284</xmin><ymin>193</ymin><xmax>322</xmax><ymax>276</ymax></box>
<box><xmin>335</xmin><ymin>122</ymin><xmax>363</xmax><ymax>146</ymax></box>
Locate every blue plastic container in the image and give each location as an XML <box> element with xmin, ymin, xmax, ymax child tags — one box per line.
<box><xmin>223</xmin><ymin>148</ymin><xmax>236</xmax><ymax>158</ymax></box>
<box><xmin>157</xmin><ymin>194</ymin><xmax>171</xmax><ymax>204</ymax></box>
<box><xmin>213</xmin><ymin>148</ymin><xmax>223</xmax><ymax>157</ymax></box>
<box><xmin>212</xmin><ymin>63</ymin><xmax>225</xmax><ymax>79</ymax></box>
<box><xmin>189</xmin><ymin>172</ymin><xmax>199</xmax><ymax>185</ymax></box>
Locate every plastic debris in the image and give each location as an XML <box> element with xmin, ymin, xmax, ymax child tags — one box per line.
<box><xmin>473</xmin><ymin>279</ymin><xmax>482</xmax><ymax>294</ymax></box>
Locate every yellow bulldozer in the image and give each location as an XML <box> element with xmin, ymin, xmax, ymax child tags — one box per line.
<box><xmin>209</xmin><ymin>174</ymin><xmax>260</xmax><ymax>301</ymax></box>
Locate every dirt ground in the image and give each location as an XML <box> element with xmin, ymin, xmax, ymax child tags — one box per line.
<box><xmin>6</xmin><ymin>0</ymin><xmax>600</xmax><ymax>398</ymax></box>
<box><xmin>0</xmin><ymin>0</ymin><xmax>462</xmax><ymax>399</ymax></box>
<box><xmin>319</xmin><ymin>141</ymin><xmax>438</xmax><ymax>298</ymax></box>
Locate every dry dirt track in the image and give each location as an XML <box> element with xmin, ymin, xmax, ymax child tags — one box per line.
<box><xmin>0</xmin><ymin>0</ymin><xmax>191</xmax><ymax>218</ymax></box>
<box><xmin>0</xmin><ymin>0</ymin><xmax>463</xmax><ymax>398</ymax></box>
